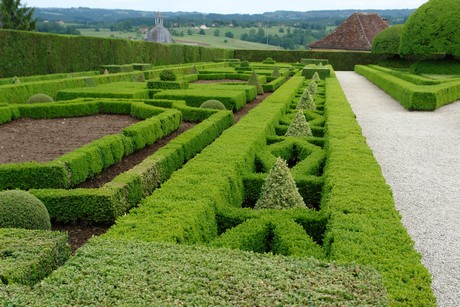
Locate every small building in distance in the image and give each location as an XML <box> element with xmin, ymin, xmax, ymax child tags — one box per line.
<box><xmin>309</xmin><ymin>13</ymin><xmax>389</xmax><ymax>51</ymax></box>
<box><xmin>145</xmin><ymin>12</ymin><xmax>173</xmax><ymax>44</ymax></box>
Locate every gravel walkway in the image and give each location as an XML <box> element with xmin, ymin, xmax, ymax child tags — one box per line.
<box><xmin>336</xmin><ymin>71</ymin><xmax>460</xmax><ymax>307</ymax></box>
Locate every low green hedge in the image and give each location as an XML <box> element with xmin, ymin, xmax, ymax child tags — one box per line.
<box><xmin>147</xmin><ymin>80</ymin><xmax>189</xmax><ymax>90</ymax></box>
<box><xmin>29</xmin><ymin>111</ymin><xmax>233</xmax><ymax>223</ymax></box>
<box><xmin>0</xmin><ymin>102</ymin><xmax>181</xmax><ymax>190</ymax></box>
<box><xmin>99</xmin><ymin>64</ymin><xmax>134</xmax><ymax>74</ymax></box>
<box><xmin>0</xmin><ymin>71</ymin><xmax>99</xmax><ymax>86</ymax></box>
<box><xmin>262</xmin><ymin>76</ymin><xmax>287</xmax><ymax>92</ymax></box>
<box><xmin>302</xmin><ymin>66</ymin><xmax>331</xmax><ymax>79</ymax></box>
<box><xmin>56</xmin><ymin>82</ymin><xmax>150</xmax><ymax>100</ymax></box>
<box><xmin>301</xmin><ymin>59</ymin><xmax>329</xmax><ymax>65</ymax></box>
<box><xmin>322</xmin><ymin>76</ymin><xmax>435</xmax><ymax>305</ymax></box>
<box><xmin>0</xmin><ymin>228</ymin><xmax>70</xmax><ymax>286</ymax></box>
<box><xmin>355</xmin><ymin>65</ymin><xmax>460</xmax><ymax>110</ymax></box>
<box><xmin>189</xmin><ymin>83</ymin><xmax>257</xmax><ymax>102</ymax></box>
<box><xmin>1</xmin><ymin>238</ymin><xmax>387</xmax><ymax>306</ymax></box>
<box><xmin>153</xmin><ymin>89</ymin><xmax>247</xmax><ymax>111</ymax></box>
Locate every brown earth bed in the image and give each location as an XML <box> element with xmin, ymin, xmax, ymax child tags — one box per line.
<box><xmin>1</xmin><ymin>91</ymin><xmax>271</xmax><ymax>252</ymax></box>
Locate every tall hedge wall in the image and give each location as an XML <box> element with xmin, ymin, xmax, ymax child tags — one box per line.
<box><xmin>233</xmin><ymin>50</ymin><xmax>384</xmax><ymax>71</ymax></box>
<box><xmin>0</xmin><ymin>30</ymin><xmax>233</xmax><ymax>78</ymax></box>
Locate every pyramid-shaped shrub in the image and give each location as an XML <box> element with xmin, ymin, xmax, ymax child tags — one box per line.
<box><xmin>271</xmin><ymin>67</ymin><xmax>281</xmax><ymax>78</ymax></box>
<box><xmin>254</xmin><ymin>157</ymin><xmax>305</xmax><ymax>210</ymax></box>
<box><xmin>296</xmin><ymin>90</ymin><xmax>316</xmax><ymax>110</ymax></box>
<box><xmin>311</xmin><ymin>72</ymin><xmax>320</xmax><ymax>81</ymax></box>
<box><xmin>285</xmin><ymin>110</ymin><xmax>313</xmax><ymax>137</ymax></box>
<box><xmin>247</xmin><ymin>71</ymin><xmax>264</xmax><ymax>95</ymax></box>
<box><xmin>308</xmin><ymin>80</ymin><xmax>318</xmax><ymax>95</ymax></box>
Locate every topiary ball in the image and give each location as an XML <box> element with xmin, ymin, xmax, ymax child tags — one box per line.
<box><xmin>200</xmin><ymin>99</ymin><xmax>227</xmax><ymax>110</ymax></box>
<box><xmin>159</xmin><ymin>69</ymin><xmax>177</xmax><ymax>81</ymax></box>
<box><xmin>0</xmin><ymin>190</ymin><xmax>51</xmax><ymax>230</ymax></box>
<box><xmin>27</xmin><ymin>94</ymin><xmax>54</xmax><ymax>104</ymax></box>
<box><xmin>240</xmin><ymin>60</ymin><xmax>250</xmax><ymax>68</ymax></box>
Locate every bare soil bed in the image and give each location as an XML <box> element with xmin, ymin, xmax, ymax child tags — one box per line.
<box><xmin>1</xmin><ymin>90</ymin><xmax>271</xmax><ymax>252</ymax></box>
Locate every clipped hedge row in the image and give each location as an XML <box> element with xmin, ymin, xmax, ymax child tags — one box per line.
<box><xmin>0</xmin><ymin>71</ymin><xmax>99</xmax><ymax>86</ymax></box>
<box><xmin>29</xmin><ymin>110</ymin><xmax>233</xmax><ymax>223</ymax></box>
<box><xmin>355</xmin><ymin>65</ymin><xmax>460</xmax><ymax>110</ymax></box>
<box><xmin>153</xmin><ymin>89</ymin><xmax>247</xmax><ymax>111</ymax></box>
<box><xmin>1</xmin><ymin>238</ymin><xmax>387</xmax><ymax>305</ymax></box>
<box><xmin>104</xmin><ymin>77</ymin><xmax>306</xmax><ymax>243</ymax></box>
<box><xmin>0</xmin><ymin>29</ymin><xmax>233</xmax><ymax>78</ymax></box>
<box><xmin>302</xmin><ymin>65</ymin><xmax>331</xmax><ymax>79</ymax></box>
<box><xmin>56</xmin><ymin>82</ymin><xmax>151</xmax><ymax>101</ymax></box>
<box><xmin>0</xmin><ymin>102</ymin><xmax>181</xmax><ymax>190</ymax></box>
<box><xmin>234</xmin><ymin>50</ymin><xmax>383</xmax><ymax>71</ymax></box>
<box><xmin>322</xmin><ymin>76</ymin><xmax>435</xmax><ymax>305</ymax></box>
<box><xmin>262</xmin><ymin>76</ymin><xmax>287</xmax><ymax>92</ymax></box>
<box><xmin>0</xmin><ymin>228</ymin><xmax>70</xmax><ymax>286</ymax></box>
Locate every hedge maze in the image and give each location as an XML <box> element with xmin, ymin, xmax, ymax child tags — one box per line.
<box><xmin>0</xmin><ymin>59</ymin><xmax>436</xmax><ymax>305</ymax></box>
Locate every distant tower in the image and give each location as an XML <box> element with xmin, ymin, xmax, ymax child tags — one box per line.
<box><xmin>145</xmin><ymin>12</ymin><xmax>174</xmax><ymax>43</ymax></box>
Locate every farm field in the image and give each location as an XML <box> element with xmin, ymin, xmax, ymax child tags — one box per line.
<box><xmin>0</xmin><ymin>60</ymin><xmax>439</xmax><ymax>305</ymax></box>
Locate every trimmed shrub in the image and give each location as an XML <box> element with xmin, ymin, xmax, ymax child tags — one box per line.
<box><xmin>410</xmin><ymin>59</ymin><xmax>460</xmax><ymax>75</ymax></box>
<box><xmin>271</xmin><ymin>67</ymin><xmax>281</xmax><ymax>77</ymax></box>
<box><xmin>27</xmin><ymin>94</ymin><xmax>54</xmax><ymax>104</ymax></box>
<box><xmin>311</xmin><ymin>72</ymin><xmax>321</xmax><ymax>81</ymax></box>
<box><xmin>308</xmin><ymin>80</ymin><xmax>318</xmax><ymax>95</ymax></box>
<box><xmin>200</xmin><ymin>99</ymin><xmax>226</xmax><ymax>110</ymax></box>
<box><xmin>254</xmin><ymin>157</ymin><xmax>305</xmax><ymax>210</ymax></box>
<box><xmin>159</xmin><ymin>69</ymin><xmax>177</xmax><ymax>81</ymax></box>
<box><xmin>302</xmin><ymin>66</ymin><xmax>331</xmax><ymax>79</ymax></box>
<box><xmin>372</xmin><ymin>24</ymin><xmax>404</xmax><ymax>56</ymax></box>
<box><xmin>191</xmin><ymin>65</ymin><xmax>199</xmax><ymax>74</ymax></box>
<box><xmin>297</xmin><ymin>90</ymin><xmax>316</xmax><ymax>110</ymax></box>
<box><xmin>247</xmin><ymin>71</ymin><xmax>264</xmax><ymax>95</ymax></box>
<box><xmin>399</xmin><ymin>0</ymin><xmax>460</xmax><ymax>57</ymax></box>
<box><xmin>136</xmin><ymin>73</ymin><xmax>145</xmax><ymax>82</ymax></box>
<box><xmin>12</xmin><ymin>76</ymin><xmax>20</xmax><ymax>84</ymax></box>
<box><xmin>285</xmin><ymin>110</ymin><xmax>313</xmax><ymax>137</ymax></box>
<box><xmin>262</xmin><ymin>57</ymin><xmax>276</xmax><ymax>64</ymax></box>
<box><xmin>0</xmin><ymin>190</ymin><xmax>51</xmax><ymax>230</ymax></box>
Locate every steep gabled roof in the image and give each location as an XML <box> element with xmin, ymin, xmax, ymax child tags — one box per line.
<box><xmin>310</xmin><ymin>13</ymin><xmax>389</xmax><ymax>51</ymax></box>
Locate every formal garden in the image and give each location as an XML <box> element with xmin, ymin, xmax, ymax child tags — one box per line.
<box><xmin>1</xmin><ymin>0</ymin><xmax>459</xmax><ymax>305</ymax></box>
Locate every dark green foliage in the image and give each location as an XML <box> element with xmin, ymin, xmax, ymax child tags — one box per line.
<box><xmin>0</xmin><ymin>228</ymin><xmax>70</xmax><ymax>286</ymax></box>
<box><xmin>301</xmin><ymin>59</ymin><xmax>329</xmax><ymax>65</ymax></box>
<box><xmin>3</xmin><ymin>238</ymin><xmax>388</xmax><ymax>305</ymax></box>
<box><xmin>302</xmin><ymin>66</ymin><xmax>331</xmax><ymax>79</ymax></box>
<box><xmin>355</xmin><ymin>65</ymin><xmax>460</xmax><ymax>110</ymax></box>
<box><xmin>135</xmin><ymin>73</ymin><xmax>145</xmax><ymax>82</ymax></box>
<box><xmin>254</xmin><ymin>157</ymin><xmax>305</xmax><ymax>210</ymax></box>
<box><xmin>285</xmin><ymin>110</ymin><xmax>313</xmax><ymax>137</ymax></box>
<box><xmin>0</xmin><ymin>190</ymin><xmax>51</xmax><ymax>230</ymax></box>
<box><xmin>0</xmin><ymin>0</ymin><xmax>36</xmax><ymax>31</ymax></box>
<box><xmin>159</xmin><ymin>69</ymin><xmax>177</xmax><ymax>81</ymax></box>
<box><xmin>410</xmin><ymin>59</ymin><xmax>460</xmax><ymax>75</ymax></box>
<box><xmin>0</xmin><ymin>30</ymin><xmax>233</xmax><ymax>78</ymax></box>
<box><xmin>262</xmin><ymin>57</ymin><xmax>276</xmax><ymax>64</ymax></box>
<box><xmin>399</xmin><ymin>0</ymin><xmax>460</xmax><ymax>57</ymax></box>
<box><xmin>200</xmin><ymin>99</ymin><xmax>226</xmax><ymax>110</ymax></box>
<box><xmin>247</xmin><ymin>71</ymin><xmax>264</xmax><ymax>95</ymax></box>
<box><xmin>26</xmin><ymin>93</ymin><xmax>53</xmax><ymax>104</ymax></box>
<box><xmin>372</xmin><ymin>24</ymin><xmax>404</xmax><ymax>55</ymax></box>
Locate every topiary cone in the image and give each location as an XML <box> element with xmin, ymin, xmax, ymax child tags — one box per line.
<box><xmin>296</xmin><ymin>91</ymin><xmax>316</xmax><ymax>110</ymax></box>
<box><xmin>247</xmin><ymin>71</ymin><xmax>264</xmax><ymax>95</ymax></box>
<box><xmin>285</xmin><ymin>110</ymin><xmax>313</xmax><ymax>137</ymax></box>
<box><xmin>254</xmin><ymin>157</ymin><xmax>305</xmax><ymax>210</ymax></box>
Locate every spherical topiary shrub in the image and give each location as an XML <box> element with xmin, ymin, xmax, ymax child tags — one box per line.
<box><xmin>285</xmin><ymin>110</ymin><xmax>313</xmax><ymax>137</ymax></box>
<box><xmin>27</xmin><ymin>94</ymin><xmax>54</xmax><ymax>104</ymax></box>
<box><xmin>254</xmin><ymin>157</ymin><xmax>305</xmax><ymax>210</ymax></box>
<box><xmin>372</xmin><ymin>24</ymin><xmax>404</xmax><ymax>56</ymax></box>
<box><xmin>200</xmin><ymin>99</ymin><xmax>227</xmax><ymax>110</ymax></box>
<box><xmin>160</xmin><ymin>69</ymin><xmax>177</xmax><ymax>81</ymax></box>
<box><xmin>0</xmin><ymin>190</ymin><xmax>51</xmax><ymax>230</ymax></box>
<box><xmin>240</xmin><ymin>60</ymin><xmax>250</xmax><ymax>68</ymax></box>
<box><xmin>399</xmin><ymin>0</ymin><xmax>460</xmax><ymax>57</ymax></box>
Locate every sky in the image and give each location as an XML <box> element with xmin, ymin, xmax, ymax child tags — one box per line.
<box><xmin>24</xmin><ymin>0</ymin><xmax>428</xmax><ymax>14</ymax></box>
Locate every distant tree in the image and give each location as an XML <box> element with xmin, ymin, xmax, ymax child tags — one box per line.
<box><xmin>0</xmin><ymin>0</ymin><xmax>37</xmax><ymax>30</ymax></box>
<box><xmin>372</xmin><ymin>25</ymin><xmax>404</xmax><ymax>56</ymax></box>
<box><xmin>279</xmin><ymin>27</ymin><xmax>284</xmax><ymax>33</ymax></box>
<box><xmin>187</xmin><ymin>29</ymin><xmax>193</xmax><ymax>35</ymax></box>
<box><xmin>224</xmin><ymin>31</ymin><xmax>234</xmax><ymax>38</ymax></box>
<box><xmin>399</xmin><ymin>0</ymin><xmax>460</xmax><ymax>57</ymax></box>
<box><xmin>198</xmin><ymin>28</ymin><xmax>206</xmax><ymax>35</ymax></box>
<box><xmin>213</xmin><ymin>29</ymin><xmax>220</xmax><ymax>36</ymax></box>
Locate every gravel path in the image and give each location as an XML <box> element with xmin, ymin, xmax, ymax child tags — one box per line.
<box><xmin>336</xmin><ymin>71</ymin><xmax>460</xmax><ymax>307</ymax></box>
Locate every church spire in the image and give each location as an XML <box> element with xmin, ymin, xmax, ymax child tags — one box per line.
<box><xmin>155</xmin><ymin>12</ymin><xmax>163</xmax><ymax>26</ymax></box>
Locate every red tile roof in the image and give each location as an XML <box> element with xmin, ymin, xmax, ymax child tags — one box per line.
<box><xmin>310</xmin><ymin>13</ymin><xmax>389</xmax><ymax>51</ymax></box>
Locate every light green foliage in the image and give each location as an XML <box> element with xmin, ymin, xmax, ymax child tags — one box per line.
<box><xmin>0</xmin><ymin>190</ymin><xmax>51</xmax><ymax>230</ymax></box>
<box><xmin>399</xmin><ymin>0</ymin><xmax>460</xmax><ymax>56</ymax></box>
<box><xmin>103</xmin><ymin>69</ymin><xmax>109</xmax><ymax>75</ymax></box>
<box><xmin>12</xmin><ymin>76</ymin><xmax>20</xmax><ymax>84</ymax></box>
<box><xmin>26</xmin><ymin>93</ymin><xmax>54</xmax><ymax>104</ymax></box>
<box><xmin>308</xmin><ymin>80</ymin><xmax>318</xmax><ymax>95</ymax></box>
<box><xmin>297</xmin><ymin>90</ymin><xmax>316</xmax><ymax>110</ymax></box>
<box><xmin>191</xmin><ymin>64</ymin><xmax>199</xmax><ymax>74</ymax></box>
<box><xmin>311</xmin><ymin>72</ymin><xmax>320</xmax><ymax>81</ymax></box>
<box><xmin>254</xmin><ymin>157</ymin><xmax>305</xmax><ymax>210</ymax></box>
<box><xmin>247</xmin><ymin>71</ymin><xmax>264</xmax><ymax>94</ymax></box>
<box><xmin>200</xmin><ymin>99</ymin><xmax>227</xmax><ymax>110</ymax></box>
<box><xmin>372</xmin><ymin>24</ymin><xmax>404</xmax><ymax>55</ymax></box>
<box><xmin>0</xmin><ymin>228</ymin><xmax>70</xmax><ymax>286</ymax></box>
<box><xmin>159</xmin><ymin>69</ymin><xmax>177</xmax><ymax>81</ymax></box>
<box><xmin>271</xmin><ymin>67</ymin><xmax>281</xmax><ymax>77</ymax></box>
<box><xmin>285</xmin><ymin>110</ymin><xmax>313</xmax><ymax>137</ymax></box>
